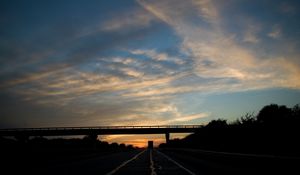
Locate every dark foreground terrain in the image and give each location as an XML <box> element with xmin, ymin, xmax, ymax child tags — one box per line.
<box><xmin>1</xmin><ymin>147</ymin><xmax>299</xmax><ymax>175</ymax></box>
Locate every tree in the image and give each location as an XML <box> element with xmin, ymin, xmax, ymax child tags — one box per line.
<box><xmin>256</xmin><ymin>104</ymin><xmax>291</xmax><ymax>126</ymax></box>
<box><xmin>205</xmin><ymin>119</ymin><xmax>227</xmax><ymax>129</ymax></box>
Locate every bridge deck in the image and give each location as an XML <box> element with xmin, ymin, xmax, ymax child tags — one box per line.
<box><xmin>0</xmin><ymin>125</ymin><xmax>202</xmax><ymax>136</ymax></box>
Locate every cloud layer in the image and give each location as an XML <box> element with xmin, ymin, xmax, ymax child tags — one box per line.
<box><xmin>1</xmin><ymin>0</ymin><xmax>300</xmax><ymax>131</ymax></box>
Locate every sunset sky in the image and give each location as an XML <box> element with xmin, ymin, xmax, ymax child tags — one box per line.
<box><xmin>1</xmin><ymin>0</ymin><xmax>300</xmax><ymax>147</ymax></box>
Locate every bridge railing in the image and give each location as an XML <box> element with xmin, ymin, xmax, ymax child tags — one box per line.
<box><xmin>0</xmin><ymin>125</ymin><xmax>203</xmax><ymax>132</ymax></box>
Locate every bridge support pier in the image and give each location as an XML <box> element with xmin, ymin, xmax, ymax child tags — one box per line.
<box><xmin>165</xmin><ymin>132</ymin><xmax>170</xmax><ymax>143</ymax></box>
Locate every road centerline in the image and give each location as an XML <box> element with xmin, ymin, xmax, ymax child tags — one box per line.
<box><xmin>150</xmin><ymin>149</ymin><xmax>157</xmax><ymax>175</ymax></box>
<box><xmin>155</xmin><ymin>149</ymin><xmax>196</xmax><ymax>175</ymax></box>
<box><xmin>105</xmin><ymin>149</ymin><xmax>146</xmax><ymax>175</ymax></box>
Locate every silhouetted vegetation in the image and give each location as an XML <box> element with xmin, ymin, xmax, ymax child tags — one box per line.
<box><xmin>0</xmin><ymin>135</ymin><xmax>135</xmax><ymax>168</ymax></box>
<box><xmin>160</xmin><ymin>104</ymin><xmax>300</xmax><ymax>157</ymax></box>
<box><xmin>0</xmin><ymin>135</ymin><xmax>137</xmax><ymax>174</ymax></box>
<box><xmin>1</xmin><ymin>135</ymin><xmax>134</xmax><ymax>154</ymax></box>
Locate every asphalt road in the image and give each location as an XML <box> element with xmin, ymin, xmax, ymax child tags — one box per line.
<box><xmin>3</xmin><ymin>148</ymin><xmax>300</xmax><ymax>174</ymax></box>
<box><xmin>159</xmin><ymin>148</ymin><xmax>300</xmax><ymax>175</ymax></box>
<box><xmin>35</xmin><ymin>149</ymin><xmax>193</xmax><ymax>175</ymax></box>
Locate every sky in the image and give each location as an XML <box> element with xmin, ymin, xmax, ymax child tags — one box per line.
<box><xmin>1</xmin><ymin>0</ymin><xmax>300</xmax><ymax>147</ymax></box>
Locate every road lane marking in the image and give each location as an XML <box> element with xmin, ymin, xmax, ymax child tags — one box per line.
<box><xmin>105</xmin><ymin>149</ymin><xmax>146</xmax><ymax>175</ymax></box>
<box><xmin>149</xmin><ymin>149</ymin><xmax>157</xmax><ymax>175</ymax></box>
<box><xmin>155</xmin><ymin>149</ymin><xmax>196</xmax><ymax>175</ymax></box>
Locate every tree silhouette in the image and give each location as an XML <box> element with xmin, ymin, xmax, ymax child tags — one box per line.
<box><xmin>257</xmin><ymin>104</ymin><xmax>291</xmax><ymax>126</ymax></box>
<box><xmin>160</xmin><ymin>103</ymin><xmax>300</xmax><ymax>156</ymax></box>
<box><xmin>205</xmin><ymin>119</ymin><xmax>227</xmax><ymax>129</ymax></box>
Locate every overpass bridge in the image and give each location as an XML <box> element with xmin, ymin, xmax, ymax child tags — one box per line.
<box><xmin>0</xmin><ymin>125</ymin><xmax>202</xmax><ymax>143</ymax></box>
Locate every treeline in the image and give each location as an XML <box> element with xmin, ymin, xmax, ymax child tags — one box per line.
<box><xmin>0</xmin><ymin>135</ymin><xmax>135</xmax><ymax>154</ymax></box>
<box><xmin>1</xmin><ymin>135</ymin><xmax>136</xmax><ymax>174</ymax></box>
<box><xmin>160</xmin><ymin>104</ymin><xmax>300</xmax><ymax>156</ymax></box>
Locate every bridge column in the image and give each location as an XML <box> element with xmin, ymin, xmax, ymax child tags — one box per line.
<box><xmin>165</xmin><ymin>132</ymin><xmax>170</xmax><ymax>143</ymax></box>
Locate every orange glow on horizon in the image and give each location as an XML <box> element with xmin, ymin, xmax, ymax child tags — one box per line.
<box><xmin>102</xmin><ymin>133</ymin><xmax>189</xmax><ymax>148</ymax></box>
<box><xmin>120</xmin><ymin>138</ymin><xmax>165</xmax><ymax>148</ymax></box>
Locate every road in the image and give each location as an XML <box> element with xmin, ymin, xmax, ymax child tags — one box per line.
<box><xmin>3</xmin><ymin>148</ymin><xmax>300</xmax><ymax>174</ymax></box>
<box><xmin>33</xmin><ymin>149</ymin><xmax>192</xmax><ymax>175</ymax></box>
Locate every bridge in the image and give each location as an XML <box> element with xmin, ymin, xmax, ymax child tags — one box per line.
<box><xmin>0</xmin><ymin>125</ymin><xmax>202</xmax><ymax>143</ymax></box>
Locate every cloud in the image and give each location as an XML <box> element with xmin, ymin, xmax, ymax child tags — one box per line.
<box><xmin>190</xmin><ymin>0</ymin><xmax>219</xmax><ymax>23</ymax></box>
<box><xmin>0</xmin><ymin>64</ymin><xmax>71</xmax><ymax>89</ymax></box>
<box><xmin>138</xmin><ymin>0</ymin><xmax>300</xmax><ymax>92</ymax></box>
<box><xmin>131</xmin><ymin>49</ymin><xmax>168</xmax><ymax>61</ymax></box>
<box><xmin>104</xmin><ymin>105</ymin><xmax>209</xmax><ymax>126</ymax></box>
<box><xmin>1</xmin><ymin>0</ymin><xmax>300</xmax><ymax>129</ymax></box>
<box><xmin>101</xmin><ymin>9</ymin><xmax>155</xmax><ymax>31</ymax></box>
<box><xmin>121</xmin><ymin>67</ymin><xmax>144</xmax><ymax>78</ymax></box>
<box><xmin>243</xmin><ymin>24</ymin><xmax>261</xmax><ymax>43</ymax></box>
<box><xmin>268</xmin><ymin>24</ymin><xmax>281</xmax><ymax>39</ymax></box>
<box><xmin>243</xmin><ymin>32</ymin><xmax>259</xmax><ymax>43</ymax></box>
<box><xmin>0</xmin><ymin>19</ymin><xmax>161</xmax><ymax>90</ymax></box>
<box><xmin>131</xmin><ymin>49</ymin><xmax>185</xmax><ymax>64</ymax></box>
<box><xmin>111</xmin><ymin>57</ymin><xmax>136</xmax><ymax>65</ymax></box>
<box><xmin>6</xmin><ymin>64</ymin><xmax>194</xmax><ymax>109</ymax></box>
<box><xmin>167</xmin><ymin>112</ymin><xmax>209</xmax><ymax>123</ymax></box>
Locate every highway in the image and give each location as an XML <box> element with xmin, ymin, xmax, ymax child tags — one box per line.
<box><xmin>3</xmin><ymin>148</ymin><xmax>299</xmax><ymax>175</ymax></box>
<box><xmin>31</xmin><ymin>149</ymin><xmax>193</xmax><ymax>175</ymax></box>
